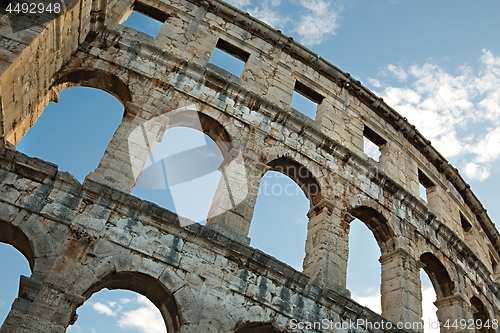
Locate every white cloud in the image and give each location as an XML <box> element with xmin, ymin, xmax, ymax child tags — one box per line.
<box><xmin>223</xmin><ymin>0</ymin><xmax>341</xmax><ymax>46</ymax></box>
<box><xmin>388</xmin><ymin>64</ymin><xmax>407</xmax><ymax>81</ymax></box>
<box><xmin>92</xmin><ymin>302</ymin><xmax>116</xmax><ymax>317</ymax></box>
<box><xmin>294</xmin><ymin>0</ymin><xmax>341</xmax><ymax>46</ymax></box>
<box><xmin>464</xmin><ymin>162</ymin><xmax>490</xmax><ymax>181</ymax></box>
<box><xmin>473</xmin><ymin>127</ymin><xmax>500</xmax><ymax>164</ymax></box>
<box><xmin>118</xmin><ymin>295</ymin><xmax>166</xmax><ymax>333</ymax></box>
<box><xmin>226</xmin><ymin>0</ymin><xmax>289</xmax><ymax>30</ymax></box>
<box><xmin>375</xmin><ymin>49</ymin><xmax>500</xmax><ymax>181</ymax></box>
<box><xmin>247</xmin><ymin>7</ymin><xmax>289</xmax><ymax>29</ymax></box>
<box><xmin>368</xmin><ymin>78</ymin><xmax>382</xmax><ymax>88</ymax></box>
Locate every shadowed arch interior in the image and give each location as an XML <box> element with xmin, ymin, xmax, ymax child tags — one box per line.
<box><xmin>82</xmin><ymin>271</ymin><xmax>180</xmax><ymax>332</ymax></box>
<box><xmin>420</xmin><ymin>253</ymin><xmax>454</xmax><ymax>299</ymax></box>
<box><xmin>164</xmin><ymin>109</ymin><xmax>233</xmax><ymax>158</ymax></box>
<box><xmin>0</xmin><ymin>221</ymin><xmax>35</xmax><ymax>271</ymax></box>
<box><xmin>470</xmin><ymin>296</ymin><xmax>493</xmax><ymax>333</ymax></box>
<box><xmin>52</xmin><ymin>68</ymin><xmax>132</xmax><ymax>109</ymax></box>
<box><xmin>349</xmin><ymin>206</ymin><xmax>394</xmax><ymax>251</ymax></box>
<box><xmin>267</xmin><ymin>157</ymin><xmax>320</xmax><ymax>205</ymax></box>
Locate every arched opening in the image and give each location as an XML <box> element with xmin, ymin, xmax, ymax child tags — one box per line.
<box><xmin>420</xmin><ymin>270</ymin><xmax>439</xmax><ymax>333</ymax></box>
<box><xmin>349</xmin><ymin>206</ymin><xmax>394</xmax><ymax>252</ymax></box>
<box><xmin>16</xmin><ymin>87</ymin><xmax>124</xmax><ymax>182</ymax></box>
<box><xmin>0</xmin><ymin>222</ymin><xmax>33</xmax><ymax>325</ymax></box>
<box><xmin>249</xmin><ymin>170</ymin><xmax>310</xmax><ymax>270</ymax></box>
<box><xmin>131</xmin><ymin>126</ymin><xmax>224</xmax><ymax>225</ymax></box>
<box><xmin>52</xmin><ymin>68</ymin><xmax>132</xmax><ymax>107</ymax></box>
<box><xmin>234</xmin><ymin>322</ymin><xmax>282</xmax><ymax>333</ymax></box>
<box><xmin>248</xmin><ymin>157</ymin><xmax>319</xmax><ymax>271</ymax></box>
<box><xmin>267</xmin><ymin>157</ymin><xmax>321</xmax><ymax>205</ymax></box>
<box><xmin>347</xmin><ymin>219</ymin><xmax>381</xmax><ymax>313</ymax></box>
<box><xmin>420</xmin><ymin>253</ymin><xmax>454</xmax><ymax>332</ymax></box>
<box><xmin>69</xmin><ymin>289</ymin><xmax>167</xmax><ymax>333</ymax></box>
<box><xmin>0</xmin><ymin>244</ymin><xmax>31</xmax><ymax>325</ymax></box>
<box><xmin>0</xmin><ymin>221</ymin><xmax>35</xmax><ymax>270</ymax></box>
<box><xmin>470</xmin><ymin>297</ymin><xmax>493</xmax><ymax>333</ymax></box>
<box><xmin>420</xmin><ymin>253</ymin><xmax>454</xmax><ymax>299</ymax></box>
<box><xmin>70</xmin><ymin>272</ymin><xmax>179</xmax><ymax>333</ymax></box>
<box><xmin>347</xmin><ymin>206</ymin><xmax>394</xmax><ymax>314</ymax></box>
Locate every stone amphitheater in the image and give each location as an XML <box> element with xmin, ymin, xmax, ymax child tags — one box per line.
<box><xmin>0</xmin><ymin>0</ymin><xmax>499</xmax><ymax>332</ymax></box>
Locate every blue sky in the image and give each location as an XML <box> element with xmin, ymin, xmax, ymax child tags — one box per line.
<box><xmin>2</xmin><ymin>1</ymin><xmax>500</xmax><ymax>332</ymax></box>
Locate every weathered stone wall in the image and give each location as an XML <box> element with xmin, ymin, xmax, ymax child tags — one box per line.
<box><xmin>0</xmin><ymin>0</ymin><xmax>499</xmax><ymax>332</ymax></box>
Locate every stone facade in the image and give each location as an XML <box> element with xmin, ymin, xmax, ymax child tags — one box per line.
<box><xmin>0</xmin><ymin>0</ymin><xmax>499</xmax><ymax>332</ymax></box>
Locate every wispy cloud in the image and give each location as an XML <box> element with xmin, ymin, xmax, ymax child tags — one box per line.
<box><xmin>118</xmin><ymin>296</ymin><xmax>166</xmax><ymax>333</ymax></box>
<box><xmin>370</xmin><ymin>49</ymin><xmax>500</xmax><ymax>181</ymax></box>
<box><xmin>223</xmin><ymin>0</ymin><xmax>342</xmax><ymax>46</ymax></box>
<box><xmin>247</xmin><ymin>6</ymin><xmax>289</xmax><ymax>30</ymax></box>
<box><xmin>92</xmin><ymin>302</ymin><xmax>117</xmax><ymax>317</ymax></box>
<box><xmin>85</xmin><ymin>295</ymin><xmax>166</xmax><ymax>333</ymax></box>
<box><xmin>294</xmin><ymin>0</ymin><xmax>341</xmax><ymax>46</ymax></box>
<box><xmin>225</xmin><ymin>0</ymin><xmax>289</xmax><ymax>30</ymax></box>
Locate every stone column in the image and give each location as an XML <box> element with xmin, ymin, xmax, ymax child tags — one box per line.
<box><xmin>302</xmin><ymin>199</ymin><xmax>351</xmax><ymax>296</ymax></box>
<box><xmin>379</xmin><ymin>248</ymin><xmax>423</xmax><ymax>331</ymax></box>
<box><xmin>86</xmin><ymin>103</ymin><xmax>162</xmax><ymax>193</ymax></box>
<box><xmin>0</xmin><ymin>276</ymin><xmax>84</xmax><ymax>333</ymax></box>
<box><xmin>434</xmin><ymin>295</ymin><xmax>474</xmax><ymax>333</ymax></box>
<box><xmin>206</xmin><ymin>154</ymin><xmax>269</xmax><ymax>245</ymax></box>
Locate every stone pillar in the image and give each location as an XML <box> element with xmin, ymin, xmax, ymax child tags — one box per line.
<box><xmin>302</xmin><ymin>199</ymin><xmax>351</xmax><ymax>296</ymax></box>
<box><xmin>206</xmin><ymin>154</ymin><xmax>269</xmax><ymax>245</ymax></box>
<box><xmin>434</xmin><ymin>295</ymin><xmax>474</xmax><ymax>333</ymax></box>
<box><xmin>86</xmin><ymin>103</ymin><xmax>161</xmax><ymax>193</ymax></box>
<box><xmin>0</xmin><ymin>276</ymin><xmax>84</xmax><ymax>333</ymax></box>
<box><xmin>379</xmin><ymin>248</ymin><xmax>423</xmax><ymax>330</ymax></box>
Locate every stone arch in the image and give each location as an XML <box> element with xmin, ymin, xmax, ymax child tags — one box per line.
<box><xmin>161</xmin><ymin>108</ymin><xmax>234</xmax><ymax>158</ymax></box>
<box><xmin>80</xmin><ymin>271</ymin><xmax>181</xmax><ymax>332</ymax></box>
<box><xmin>349</xmin><ymin>205</ymin><xmax>395</xmax><ymax>253</ymax></box>
<box><xmin>266</xmin><ymin>156</ymin><xmax>322</xmax><ymax>205</ymax></box>
<box><xmin>419</xmin><ymin>252</ymin><xmax>454</xmax><ymax>299</ymax></box>
<box><xmin>234</xmin><ymin>322</ymin><xmax>283</xmax><ymax>333</ymax></box>
<box><xmin>9</xmin><ymin>67</ymin><xmax>130</xmax><ymax>147</ymax></box>
<box><xmin>0</xmin><ymin>220</ymin><xmax>35</xmax><ymax>271</ymax></box>
<box><xmin>347</xmin><ymin>203</ymin><xmax>395</xmax><ymax>316</ymax></box>
<box><xmin>52</xmin><ymin>68</ymin><xmax>132</xmax><ymax>108</ymax></box>
<box><xmin>470</xmin><ymin>296</ymin><xmax>493</xmax><ymax>333</ymax></box>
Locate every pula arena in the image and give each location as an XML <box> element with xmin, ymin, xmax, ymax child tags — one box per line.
<box><xmin>0</xmin><ymin>0</ymin><xmax>499</xmax><ymax>332</ymax></box>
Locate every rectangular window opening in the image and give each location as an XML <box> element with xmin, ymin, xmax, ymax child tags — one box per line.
<box><xmin>363</xmin><ymin>126</ymin><xmax>386</xmax><ymax>162</ymax></box>
<box><xmin>208</xmin><ymin>39</ymin><xmax>250</xmax><ymax>77</ymax></box>
<box><xmin>291</xmin><ymin>80</ymin><xmax>324</xmax><ymax>120</ymax></box>
<box><xmin>460</xmin><ymin>213</ymin><xmax>472</xmax><ymax>233</ymax></box>
<box><xmin>418</xmin><ymin>169</ymin><xmax>434</xmax><ymax>203</ymax></box>
<box><xmin>121</xmin><ymin>2</ymin><xmax>168</xmax><ymax>38</ymax></box>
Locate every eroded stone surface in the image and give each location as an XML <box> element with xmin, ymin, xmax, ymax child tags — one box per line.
<box><xmin>1</xmin><ymin>0</ymin><xmax>499</xmax><ymax>332</ymax></box>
